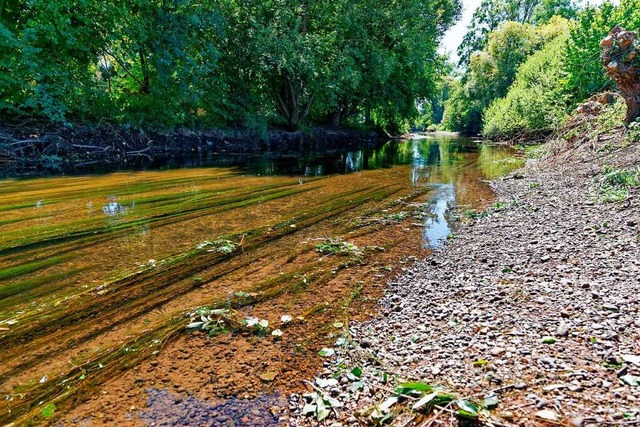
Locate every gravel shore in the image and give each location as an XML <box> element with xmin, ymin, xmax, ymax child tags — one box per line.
<box><xmin>288</xmin><ymin>141</ymin><xmax>640</xmax><ymax>426</ymax></box>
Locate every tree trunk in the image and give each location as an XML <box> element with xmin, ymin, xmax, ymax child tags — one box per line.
<box><xmin>329</xmin><ymin>110</ymin><xmax>342</xmax><ymax>128</ymax></box>
<box><xmin>601</xmin><ymin>26</ymin><xmax>640</xmax><ymax>124</ymax></box>
<box><xmin>138</xmin><ymin>49</ymin><xmax>150</xmax><ymax>94</ymax></box>
<box><xmin>364</xmin><ymin>107</ymin><xmax>372</xmax><ymax>127</ymax></box>
<box><xmin>274</xmin><ymin>74</ymin><xmax>314</xmax><ymax>131</ymax></box>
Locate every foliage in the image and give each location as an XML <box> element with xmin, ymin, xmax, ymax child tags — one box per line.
<box><xmin>564</xmin><ymin>0</ymin><xmax>640</xmax><ymax>104</ymax></box>
<box><xmin>593</xmin><ymin>165</ymin><xmax>640</xmax><ymax>202</ymax></box>
<box><xmin>483</xmin><ymin>30</ymin><xmax>571</xmax><ymax>139</ymax></box>
<box><xmin>368</xmin><ymin>381</ymin><xmax>500</xmax><ymax>424</ymax></box>
<box><xmin>186</xmin><ymin>307</ymin><xmax>290</xmax><ymax>337</ymax></box>
<box><xmin>186</xmin><ymin>307</ymin><xmax>235</xmax><ymax>336</ymax></box>
<box><xmin>0</xmin><ymin>0</ymin><xmax>461</xmax><ymax>134</ymax></box>
<box><xmin>532</xmin><ymin>0</ymin><xmax>577</xmax><ymax>24</ymax></box>
<box><xmin>196</xmin><ymin>239</ymin><xmax>237</xmax><ymax>254</ymax></box>
<box><xmin>456</xmin><ymin>0</ymin><xmax>577</xmax><ymax>67</ymax></box>
<box><xmin>443</xmin><ymin>17</ymin><xmax>568</xmax><ymax>135</ymax></box>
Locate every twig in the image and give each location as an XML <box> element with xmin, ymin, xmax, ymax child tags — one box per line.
<box><xmin>419</xmin><ymin>402</ymin><xmax>454</xmax><ymax>427</ymax></box>
<box><xmin>368</xmin><ymin>382</ymin><xmax>418</xmax><ymax>401</ymax></box>
<box><xmin>461</xmin><ymin>384</ymin><xmax>516</xmax><ymax>400</ymax></box>
<box><xmin>502</xmin><ymin>401</ymin><xmax>534</xmax><ymax>411</ymax></box>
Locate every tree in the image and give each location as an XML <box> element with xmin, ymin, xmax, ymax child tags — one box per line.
<box><xmin>564</xmin><ymin>0</ymin><xmax>640</xmax><ymax>105</ymax></box>
<box><xmin>532</xmin><ymin>0</ymin><xmax>577</xmax><ymax>24</ymax></box>
<box><xmin>0</xmin><ymin>0</ymin><xmax>461</xmax><ymax>134</ymax></box>
<box><xmin>457</xmin><ymin>0</ymin><xmax>540</xmax><ymax>67</ymax></box>
<box><xmin>483</xmin><ymin>30</ymin><xmax>571</xmax><ymax>139</ymax></box>
<box><xmin>601</xmin><ymin>26</ymin><xmax>640</xmax><ymax>123</ymax></box>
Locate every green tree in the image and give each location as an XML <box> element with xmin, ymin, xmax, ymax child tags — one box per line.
<box><xmin>532</xmin><ymin>0</ymin><xmax>577</xmax><ymax>24</ymax></box>
<box><xmin>444</xmin><ymin>19</ymin><xmax>563</xmax><ymax>134</ymax></box>
<box><xmin>483</xmin><ymin>30</ymin><xmax>571</xmax><ymax>139</ymax></box>
<box><xmin>0</xmin><ymin>0</ymin><xmax>461</xmax><ymax>134</ymax></box>
<box><xmin>457</xmin><ymin>0</ymin><xmax>540</xmax><ymax>67</ymax></box>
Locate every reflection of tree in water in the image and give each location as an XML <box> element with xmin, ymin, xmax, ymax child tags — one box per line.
<box><xmin>102</xmin><ymin>196</ymin><xmax>135</xmax><ymax>216</ymax></box>
<box><xmin>343</xmin><ymin>150</ymin><xmax>363</xmax><ymax>173</ymax></box>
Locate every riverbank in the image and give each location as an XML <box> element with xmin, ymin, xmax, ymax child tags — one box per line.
<box><xmin>288</xmin><ymin>104</ymin><xmax>640</xmax><ymax>426</ymax></box>
<box><xmin>0</xmin><ymin>121</ymin><xmax>383</xmax><ymax>176</ymax></box>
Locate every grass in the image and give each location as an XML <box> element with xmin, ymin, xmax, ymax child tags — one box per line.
<box><xmin>593</xmin><ymin>165</ymin><xmax>640</xmax><ymax>203</ymax></box>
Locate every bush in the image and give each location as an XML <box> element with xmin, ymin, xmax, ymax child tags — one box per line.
<box><xmin>483</xmin><ymin>33</ymin><xmax>571</xmax><ymax>140</ymax></box>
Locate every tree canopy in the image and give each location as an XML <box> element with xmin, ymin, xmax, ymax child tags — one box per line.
<box><xmin>0</xmin><ymin>0</ymin><xmax>461</xmax><ymax>134</ymax></box>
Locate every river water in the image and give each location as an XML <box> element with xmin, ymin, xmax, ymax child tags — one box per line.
<box><xmin>0</xmin><ymin>134</ymin><xmax>522</xmax><ymax>425</ymax></box>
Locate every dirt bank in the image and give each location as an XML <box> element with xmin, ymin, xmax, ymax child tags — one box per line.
<box><xmin>288</xmin><ymin>103</ymin><xmax>640</xmax><ymax>426</ymax></box>
<box><xmin>0</xmin><ymin>120</ymin><xmax>383</xmax><ymax>176</ymax></box>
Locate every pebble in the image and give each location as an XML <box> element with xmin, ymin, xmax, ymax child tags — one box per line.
<box><xmin>556</xmin><ymin>323</ymin><xmax>570</xmax><ymax>337</ymax></box>
<box><xmin>288</xmin><ymin>154</ymin><xmax>640</xmax><ymax>426</ymax></box>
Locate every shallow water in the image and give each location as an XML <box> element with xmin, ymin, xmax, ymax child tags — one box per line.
<box><xmin>0</xmin><ymin>135</ymin><xmax>522</xmax><ymax>424</ymax></box>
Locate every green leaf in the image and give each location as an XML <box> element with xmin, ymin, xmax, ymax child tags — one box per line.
<box><xmin>318</xmin><ymin>348</ymin><xmax>335</xmax><ymax>357</ymax></box>
<box><xmin>433</xmin><ymin>393</ymin><xmax>455</xmax><ymax>406</ymax></box>
<box><xmin>456</xmin><ymin>400</ymin><xmax>479</xmax><ymax>418</ymax></box>
<box><xmin>398</xmin><ymin>382</ymin><xmax>433</xmax><ymax>391</ymax></box>
<box><xmin>40</xmin><ymin>403</ymin><xmax>56</xmax><ymax>419</ymax></box>
<box><xmin>351</xmin><ymin>367</ymin><xmax>362</xmax><ymax>378</ymax></box>
<box><xmin>316</xmin><ymin>397</ymin><xmax>330</xmax><ymax>421</ymax></box>
<box><xmin>413</xmin><ymin>392</ymin><xmax>439</xmax><ymax>410</ymax></box>
<box><xmin>481</xmin><ymin>395</ymin><xmax>499</xmax><ymax>409</ymax></box>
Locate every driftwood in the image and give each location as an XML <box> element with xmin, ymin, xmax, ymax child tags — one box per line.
<box><xmin>601</xmin><ymin>26</ymin><xmax>640</xmax><ymax>124</ymax></box>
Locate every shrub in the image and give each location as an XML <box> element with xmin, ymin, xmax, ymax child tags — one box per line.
<box><xmin>483</xmin><ymin>32</ymin><xmax>571</xmax><ymax>140</ymax></box>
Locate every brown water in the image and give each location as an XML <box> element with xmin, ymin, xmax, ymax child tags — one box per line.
<box><xmin>0</xmin><ymin>135</ymin><xmax>522</xmax><ymax>425</ymax></box>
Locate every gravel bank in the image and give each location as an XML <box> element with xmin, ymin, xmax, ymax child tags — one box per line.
<box><xmin>288</xmin><ymin>147</ymin><xmax>640</xmax><ymax>426</ymax></box>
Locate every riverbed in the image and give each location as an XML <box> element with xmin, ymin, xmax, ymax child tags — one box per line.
<box><xmin>0</xmin><ymin>135</ymin><xmax>522</xmax><ymax>425</ymax></box>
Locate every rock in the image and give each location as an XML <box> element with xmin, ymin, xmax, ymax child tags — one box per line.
<box><xmin>556</xmin><ymin>323</ymin><xmax>570</xmax><ymax>337</ymax></box>
<box><xmin>490</xmin><ymin>347</ymin><xmax>506</xmax><ymax>356</ymax></box>
<box><xmin>259</xmin><ymin>372</ymin><xmax>278</xmax><ymax>382</ymax></box>
<box><xmin>536</xmin><ymin>409</ymin><xmax>560</xmax><ymax>421</ymax></box>
<box><xmin>570</xmin><ymin>417</ymin><xmax>585</xmax><ymax>427</ymax></box>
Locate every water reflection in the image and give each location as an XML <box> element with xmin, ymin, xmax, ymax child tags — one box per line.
<box><xmin>98</xmin><ymin>137</ymin><xmax>521</xmax><ymax>249</ymax></box>
<box><xmin>102</xmin><ymin>196</ymin><xmax>135</xmax><ymax>216</ymax></box>
<box><xmin>422</xmin><ymin>184</ymin><xmax>456</xmax><ymax>249</ymax></box>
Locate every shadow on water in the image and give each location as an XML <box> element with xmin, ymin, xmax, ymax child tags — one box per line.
<box><xmin>139</xmin><ymin>389</ymin><xmax>282</xmax><ymax>426</ymax></box>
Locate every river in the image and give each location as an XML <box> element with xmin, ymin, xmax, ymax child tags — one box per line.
<box><xmin>0</xmin><ymin>134</ymin><xmax>522</xmax><ymax>425</ymax></box>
